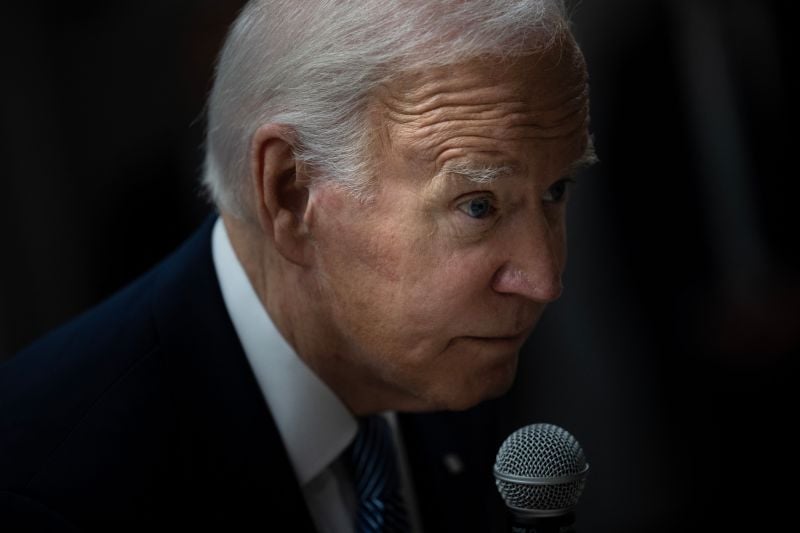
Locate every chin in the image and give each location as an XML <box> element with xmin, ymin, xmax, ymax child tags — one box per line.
<box><xmin>438</xmin><ymin>383</ymin><xmax>513</xmax><ymax>412</ymax></box>
<box><xmin>433</xmin><ymin>358</ymin><xmax>519</xmax><ymax>412</ymax></box>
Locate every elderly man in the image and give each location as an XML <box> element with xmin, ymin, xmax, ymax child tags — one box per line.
<box><xmin>1</xmin><ymin>0</ymin><xmax>594</xmax><ymax>531</ymax></box>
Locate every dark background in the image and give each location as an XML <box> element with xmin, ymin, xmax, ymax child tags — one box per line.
<box><xmin>1</xmin><ymin>1</ymin><xmax>797</xmax><ymax>531</ymax></box>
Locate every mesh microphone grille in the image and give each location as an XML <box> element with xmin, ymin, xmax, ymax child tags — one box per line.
<box><xmin>494</xmin><ymin>423</ymin><xmax>587</xmax><ymax>514</ymax></box>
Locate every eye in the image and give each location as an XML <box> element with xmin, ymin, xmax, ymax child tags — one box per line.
<box><xmin>542</xmin><ymin>178</ymin><xmax>576</xmax><ymax>204</ymax></box>
<box><xmin>456</xmin><ymin>196</ymin><xmax>495</xmax><ymax>219</ymax></box>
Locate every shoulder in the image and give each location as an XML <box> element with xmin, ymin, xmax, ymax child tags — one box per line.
<box><xmin>0</xmin><ymin>216</ymin><xmax>218</xmax><ymax>490</ymax></box>
<box><xmin>0</xmin><ymin>215</ymin><xmax>310</xmax><ymax>528</ymax></box>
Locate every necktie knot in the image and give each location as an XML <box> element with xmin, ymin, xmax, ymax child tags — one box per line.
<box><xmin>346</xmin><ymin>415</ymin><xmax>410</xmax><ymax>533</ymax></box>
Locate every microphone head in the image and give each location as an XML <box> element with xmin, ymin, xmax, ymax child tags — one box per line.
<box><xmin>493</xmin><ymin>423</ymin><xmax>589</xmax><ymax>519</ymax></box>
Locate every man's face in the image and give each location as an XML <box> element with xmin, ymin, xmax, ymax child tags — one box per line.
<box><xmin>306</xmin><ymin>39</ymin><xmax>591</xmax><ymax>412</ymax></box>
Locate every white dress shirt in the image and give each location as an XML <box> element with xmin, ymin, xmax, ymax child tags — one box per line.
<box><xmin>210</xmin><ymin>217</ymin><xmax>423</xmax><ymax>533</ymax></box>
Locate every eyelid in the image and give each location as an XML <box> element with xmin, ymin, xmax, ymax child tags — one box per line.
<box><xmin>454</xmin><ymin>192</ymin><xmax>498</xmax><ymax>220</ymax></box>
<box><xmin>542</xmin><ymin>177</ymin><xmax>577</xmax><ymax>203</ymax></box>
<box><xmin>452</xmin><ymin>190</ymin><xmax>495</xmax><ymax>206</ymax></box>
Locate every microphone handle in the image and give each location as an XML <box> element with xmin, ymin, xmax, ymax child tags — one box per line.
<box><xmin>512</xmin><ymin>527</ymin><xmax>574</xmax><ymax>533</ymax></box>
<box><xmin>511</xmin><ymin>512</ymin><xmax>576</xmax><ymax>533</ymax></box>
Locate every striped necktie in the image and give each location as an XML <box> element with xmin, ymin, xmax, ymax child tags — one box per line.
<box><xmin>346</xmin><ymin>415</ymin><xmax>410</xmax><ymax>533</ymax></box>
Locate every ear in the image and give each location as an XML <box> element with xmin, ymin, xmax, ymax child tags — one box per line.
<box><xmin>251</xmin><ymin>124</ymin><xmax>313</xmax><ymax>266</ymax></box>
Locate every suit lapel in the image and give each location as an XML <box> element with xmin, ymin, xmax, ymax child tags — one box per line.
<box><xmin>400</xmin><ymin>397</ymin><xmax>516</xmax><ymax>533</ymax></box>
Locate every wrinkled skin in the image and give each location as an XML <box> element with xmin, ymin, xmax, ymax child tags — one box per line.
<box><xmin>293</xmin><ymin>36</ymin><xmax>593</xmax><ymax>414</ymax></box>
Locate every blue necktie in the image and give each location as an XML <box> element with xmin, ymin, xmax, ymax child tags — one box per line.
<box><xmin>347</xmin><ymin>415</ymin><xmax>410</xmax><ymax>533</ymax></box>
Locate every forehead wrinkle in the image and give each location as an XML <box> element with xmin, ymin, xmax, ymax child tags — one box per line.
<box><xmin>429</xmin><ymin>117</ymin><xmax>590</xmax><ymax>171</ymax></box>
<box><xmin>383</xmin><ymin>84</ymin><xmax>531</xmax><ymax>119</ymax></box>
<box><xmin>386</xmin><ymin>99</ymin><xmax>531</xmax><ymax>127</ymax></box>
<box><xmin>414</xmin><ymin>116</ymin><xmax>573</xmax><ymax>142</ymax></box>
<box><xmin>411</xmin><ymin>108</ymin><xmax>590</xmax><ymax>164</ymax></box>
<box><xmin>371</xmin><ymin>49</ymin><xmax>592</xmax><ymax>174</ymax></box>
<box><xmin>384</xmin><ymin>78</ymin><xmax>588</xmax><ymax>127</ymax></box>
<box><xmin>380</xmin><ymin>45</ymin><xmax>589</xmax><ymax>110</ymax></box>
<box><xmin>385</xmin><ymin>82</ymin><xmax>589</xmax><ymax>149</ymax></box>
<box><xmin>384</xmin><ymin>100</ymin><xmax>589</xmax><ymax>165</ymax></box>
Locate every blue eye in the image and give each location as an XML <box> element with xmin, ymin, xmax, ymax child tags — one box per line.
<box><xmin>457</xmin><ymin>197</ymin><xmax>494</xmax><ymax>219</ymax></box>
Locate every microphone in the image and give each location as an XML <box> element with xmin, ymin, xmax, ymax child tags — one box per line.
<box><xmin>493</xmin><ymin>423</ymin><xmax>589</xmax><ymax>533</ymax></box>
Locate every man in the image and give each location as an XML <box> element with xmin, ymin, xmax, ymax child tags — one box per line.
<box><xmin>1</xmin><ymin>1</ymin><xmax>595</xmax><ymax>531</ymax></box>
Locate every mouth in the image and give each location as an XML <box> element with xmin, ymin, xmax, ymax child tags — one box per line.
<box><xmin>450</xmin><ymin>314</ymin><xmax>541</xmax><ymax>351</ymax></box>
<box><xmin>463</xmin><ymin>329</ymin><xmax>531</xmax><ymax>345</ymax></box>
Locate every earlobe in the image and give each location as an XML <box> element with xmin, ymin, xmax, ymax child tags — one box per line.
<box><xmin>251</xmin><ymin>124</ymin><xmax>313</xmax><ymax>266</ymax></box>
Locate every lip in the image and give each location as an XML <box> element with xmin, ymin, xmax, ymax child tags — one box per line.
<box><xmin>464</xmin><ymin>331</ymin><xmax>530</xmax><ymax>343</ymax></box>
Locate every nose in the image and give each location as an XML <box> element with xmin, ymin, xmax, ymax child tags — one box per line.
<box><xmin>491</xmin><ymin>211</ymin><xmax>565</xmax><ymax>303</ymax></box>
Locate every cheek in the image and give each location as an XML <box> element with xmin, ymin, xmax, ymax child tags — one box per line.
<box><xmin>310</xmin><ymin>187</ymin><xmax>504</xmax><ymax>353</ymax></box>
<box><xmin>317</xmin><ymin>216</ymin><xmax>409</xmax><ymax>290</ymax></box>
<box><xmin>381</xmin><ymin>248</ymin><xmax>505</xmax><ymax>348</ymax></box>
<box><xmin>317</xmin><ymin>233</ymin><xmax>487</xmax><ymax>349</ymax></box>
<box><xmin>311</xmin><ymin>185</ymin><xmax>413</xmax><ymax>281</ymax></box>
<box><xmin>310</xmin><ymin>192</ymin><xmax>430</xmax><ymax>337</ymax></box>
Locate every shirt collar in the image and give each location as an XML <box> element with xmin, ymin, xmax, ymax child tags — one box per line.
<box><xmin>211</xmin><ymin>216</ymin><xmax>357</xmax><ymax>485</ymax></box>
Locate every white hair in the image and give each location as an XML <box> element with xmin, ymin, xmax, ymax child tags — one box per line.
<box><xmin>203</xmin><ymin>0</ymin><xmax>571</xmax><ymax>220</ymax></box>
<box><xmin>439</xmin><ymin>161</ymin><xmax>516</xmax><ymax>185</ymax></box>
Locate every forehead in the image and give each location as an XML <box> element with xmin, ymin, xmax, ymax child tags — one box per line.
<box><xmin>372</xmin><ymin>36</ymin><xmax>590</xmax><ymax>172</ymax></box>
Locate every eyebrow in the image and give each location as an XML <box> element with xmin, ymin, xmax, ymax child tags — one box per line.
<box><xmin>438</xmin><ymin>135</ymin><xmax>599</xmax><ymax>185</ymax></box>
<box><xmin>565</xmin><ymin>134</ymin><xmax>599</xmax><ymax>177</ymax></box>
<box><xmin>438</xmin><ymin>161</ymin><xmax>515</xmax><ymax>184</ymax></box>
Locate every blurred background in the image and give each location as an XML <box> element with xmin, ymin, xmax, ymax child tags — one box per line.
<box><xmin>1</xmin><ymin>0</ymin><xmax>796</xmax><ymax>531</ymax></box>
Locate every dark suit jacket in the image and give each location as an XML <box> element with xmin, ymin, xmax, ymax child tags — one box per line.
<box><xmin>1</xmin><ymin>215</ymin><xmax>514</xmax><ymax>532</ymax></box>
